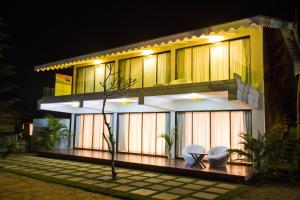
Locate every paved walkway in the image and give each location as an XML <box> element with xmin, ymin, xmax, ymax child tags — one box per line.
<box><xmin>0</xmin><ymin>154</ymin><xmax>245</xmax><ymax>200</ymax></box>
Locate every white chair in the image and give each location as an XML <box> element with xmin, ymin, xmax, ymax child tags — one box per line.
<box><xmin>182</xmin><ymin>145</ymin><xmax>206</xmax><ymax>165</ymax></box>
<box><xmin>207</xmin><ymin>146</ymin><xmax>229</xmax><ymax>168</ymax></box>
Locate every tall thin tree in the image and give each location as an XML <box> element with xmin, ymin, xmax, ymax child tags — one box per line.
<box><xmin>99</xmin><ymin>63</ymin><xmax>136</xmax><ymax>179</ymax></box>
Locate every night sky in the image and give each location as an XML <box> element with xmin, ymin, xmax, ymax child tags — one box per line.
<box><xmin>0</xmin><ymin>1</ymin><xmax>298</xmax><ymax>119</ymax></box>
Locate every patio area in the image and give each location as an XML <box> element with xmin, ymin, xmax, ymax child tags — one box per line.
<box><xmin>0</xmin><ymin>154</ymin><xmax>246</xmax><ymax>200</ymax></box>
<box><xmin>36</xmin><ymin>149</ymin><xmax>253</xmax><ymax>183</ymax></box>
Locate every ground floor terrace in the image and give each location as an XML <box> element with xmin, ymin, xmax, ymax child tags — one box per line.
<box><xmin>36</xmin><ymin>149</ymin><xmax>253</xmax><ymax>183</ymax></box>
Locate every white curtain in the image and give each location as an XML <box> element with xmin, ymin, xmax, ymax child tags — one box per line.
<box><xmin>130</xmin><ymin>57</ymin><xmax>143</xmax><ymax>88</ymax></box>
<box><xmin>105</xmin><ymin>63</ymin><xmax>115</xmax><ymax>89</ymax></box>
<box><xmin>211</xmin><ymin>112</ymin><xmax>230</xmax><ymax>148</ymax></box>
<box><xmin>119</xmin><ymin>59</ymin><xmax>131</xmax><ymax>84</ymax></box>
<box><xmin>82</xmin><ymin>114</ymin><xmax>93</xmax><ymax>149</ymax></box>
<box><xmin>157</xmin><ymin>53</ymin><xmax>171</xmax><ymax>84</ymax></box>
<box><xmin>156</xmin><ymin>113</ymin><xmax>167</xmax><ymax>155</ymax></box>
<box><xmin>75</xmin><ymin>115</ymin><xmax>83</xmax><ymax>148</ymax></box>
<box><xmin>85</xmin><ymin>67</ymin><xmax>95</xmax><ymax>93</ymax></box>
<box><xmin>95</xmin><ymin>64</ymin><xmax>105</xmax><ymax>92</ymax></box>
<box><xmin>128</xmin><ymin>114</ymin><xmax>142</xmax><ymax>153</ymax></box>
<box><xmin>210</xmin><ymin>42</ymin><xmax>229</xmax><ymax>81</ymax></box>
<box><xmin>93</xmin><ymin>114</ymin><xmax>104</xmax><ymax>150</ymax></box>
<box><xmin>143</xmin><ymin>55</ymin><xmax>157</xmax><ymax>87</ymax></box>
<box><xmin>76</xmin><ymin>68</ymin><xmax>85</xmax><ymax>94</ymax></box>
<box><xmin>181</xmin><ymin>112</ymin><xmax>193</xmax><ymax>156</ymax></box>
<box><xmin>192</xmin><ymin>46</ymin><xmax>209</xmax><ymax>83</ymax></box>
<box><xmin>230</xmin><ymin>39</ymin><xmax>250</xmax><ymax>81</ymax></box>
<box><xmin>192</xmin><ymin>112</ymin><xmax>210</xmax><ymax>151</ymax></box>
<box><xmin>118</xmin><ymin>114</ymin><xmax>129</xmax><ymax>152</ymax></box>
<box><xmin>142</xmin><ymin>113</ymin><xmax>156</xmax><ymax>154</ymax></box>
<box><xmin>176</xmin><ymin>48</ymin><xmax>192</xmax><ymax>80</ymax></box>
<box><xmin>231</xmin><ymin>111</ymin><xmax>246</xmax><ymax>160</ymax></box>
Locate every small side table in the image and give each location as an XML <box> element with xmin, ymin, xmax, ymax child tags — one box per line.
<box><xmin>188</xmin><ymin>152</ymin><xmax>207</xmax><ymax>168</ymax></box>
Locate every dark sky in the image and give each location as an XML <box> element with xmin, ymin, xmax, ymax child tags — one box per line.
<box><xmin>0</xmin><ymin>1</ymin><xmax>298</xmax><ymax>119</ymax></box>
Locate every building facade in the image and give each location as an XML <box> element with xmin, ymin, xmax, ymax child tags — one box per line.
<box><xmin>34</xmin><ymin>16</ymin><xmax>299</xmax><ymax>159</ymax></box>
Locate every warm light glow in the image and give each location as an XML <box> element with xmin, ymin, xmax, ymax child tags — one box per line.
<box><xmin>141</xmin><ymin>50</ymin><xmax>153</xmax><ymax>56</ymax></box>
<box><xmin>144</xmin><ymin>56</ymin><xmax>155</xmax><ymax>65</ymax></box>
<box><xmin>200</xmin><ymin>35</ymin><xmax>224</xmax><ymax>43</ymax></box>
<box><xmin>188</xmin><ymin>93</ymin><xmax>202</xmax><ymax>101</ymax></box>
<box><xmin>93</xmin><ymin>59</ymin><xmax>103</xmax><ymax>64</ymax></box>
<box><xmin>63</xmin><ymin>101</ymin><xmax>80</xmax><ymax>107</ymax></box>
<box><xmin>29</xmin><ymin>123</ymin><xmax>33</xmax><ymax>136</ymax></box>
<box><xmin>108</xmin><ymin>98</ymin><xmax>137</xmax><ymax>104</ymax></box>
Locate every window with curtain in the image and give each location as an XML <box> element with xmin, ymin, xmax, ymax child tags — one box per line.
<box><xmin>118</xmin><ymin>112</ymin><xmax>169</xmax><ymax>155</ymax></box>
<box><xmin>192</xmin><ymin>46</ymin><xmax>210</xmax><ymax>82</ymax></box>
<box><xmin>143</xmin><ymin>55</ymin><xmax>157</xmax><ymax>87</ymax></box>
<box><xmin>176</xmin><ymin>111</ymin><xmax>250</xmax><ymax>160</ymax></box>
<box><xmin>210</xmin><ymin>42</ymin><xmax>229</xmax><ymax>81</ymax></box>
<box><xmin>76</xmin><ymin>62</ymin><xmax>115</xmax><ymax>94</ymax></box>
<box><xmin>76</xmin><ymin>68</ymin><xmax>85</xmax><ymax>94</ymax></box>
<box><xmin>230</xmin><ymin>38</ymin><xmax>250</xmax><ymax>81</ymax></box>
<box><xmin>74</xmin><ymin>114</ymin><xmax>113</xmax><ymax>150</ymax></box>
<box><xmin>157</xmin><ymin>53</ymin><xmax>171</xmax><ymax>85</ymax></box>
<box><xmin>176</xmin><ymin>48</ymin><xmax>192</xmax><ymax>80</ymax></box>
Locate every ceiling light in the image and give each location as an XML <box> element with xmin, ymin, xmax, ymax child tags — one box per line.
<box><xmin>93</xmin><ymin>59</ymin><xmax>103</xmax><ymax>65</ymax></box>
<box><xmin>200</xmin><ymin>35</ymin><xmax>224</xmax><ymax>43</ymax></box>
<box><xmin>141</xmin><ymin>50</ymin><xmax>153</xmax><ymax>56</ymax></box>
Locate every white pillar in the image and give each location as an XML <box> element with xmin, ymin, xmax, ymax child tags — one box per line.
<box><xmin>170</xmin><ymin>111</ymin><xmax>176</xmax><ymax>158</ymax></box>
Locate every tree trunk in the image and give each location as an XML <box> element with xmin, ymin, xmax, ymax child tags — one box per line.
<box><xmin>297</xmin><ymin>75</ymin><xmax>300</xmax><ymax>141</ymax></box>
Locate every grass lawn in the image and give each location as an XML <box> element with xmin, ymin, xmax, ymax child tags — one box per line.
<box><xmin>0</xmin><ymin>171</ymin><xmax>119</xmax><ymax>200</ymax></box>
<box><xmin>234</xmin><ymin>181</ymin><xmax>300</xmax><ymax>200</ymax></box>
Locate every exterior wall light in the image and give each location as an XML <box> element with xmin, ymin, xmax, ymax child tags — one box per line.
<box><xmin>141</xmin><ymin>50</ymin><xmax>153</xmax><ymax>55</ymax></box>
<box><xmin>200</xmin><ymin>35</ymin><xmax>224</xmax><ymax>43</ymax></box>
<box><xmin>93</xmin><ymin>59</ymin><xmax>103</xmax><ymax>65</ymax></box>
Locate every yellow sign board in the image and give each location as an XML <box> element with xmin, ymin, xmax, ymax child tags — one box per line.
<box><xmin>55</xmin><ymin>74</ymin><xmax>72</xmax><ymax>96</ymax></box>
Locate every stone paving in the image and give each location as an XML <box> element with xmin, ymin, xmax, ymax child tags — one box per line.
<box><xmin>0</xmin><ymin>155</ymin><xmax>244</xmax><ymax>200</ymax></box>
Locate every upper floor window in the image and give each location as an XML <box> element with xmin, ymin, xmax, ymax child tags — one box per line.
<box><xmin>75</xmin><ymin>62</ymin><xmax>115</xmax><ymax>94</ymax></box>
<box><xmin>176</xmin><ymin>38</ymin><xmax>250</xmax><ymax>83</ymax></box>
<box><xmin>119</xmin><ymin>52</ymin><xmax>171</xmax><ymax>88</ymax></box>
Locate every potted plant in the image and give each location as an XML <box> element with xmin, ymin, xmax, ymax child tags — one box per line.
<box><xmin>158</xmin><ymin>127</ymin><xmax>178</xmax><ymax>160</ymax></box>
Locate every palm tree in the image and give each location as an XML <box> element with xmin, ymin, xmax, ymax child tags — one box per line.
<box><xmin>228</xmin><ymin>132</ymin><xmax>268</xmax><ymax>175</ymax></box>
<box><xmin>158</xmin><ymin>128</ymin><xmax>178</xmax><ymax>160</ymax></box>
<box><xmin>34</xmin><ymin>115</ymin><xmax>71</xmax><ymax>150</ymax></box>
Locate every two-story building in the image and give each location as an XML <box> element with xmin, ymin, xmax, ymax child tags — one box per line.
<box><xmin>34</xmin><ymin>15</ymin><xmax>299</xmax><ymax>166</ymax></box>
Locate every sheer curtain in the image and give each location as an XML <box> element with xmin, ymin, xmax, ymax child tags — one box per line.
<box><xmin>82</xmin><ymin>114</ymin><xmax>93</xmax><ymax>149</ymax></box>
<box><xmin>231</xmin><ymin>111</ymin><xmax>246</xmax><ymax>160</ymax></box>
<box><xmin>93</xmin><ymin>114</ymin><xmax>103</xmax><ymax>150</ymax></box>
<box><xmin>130</xmin><ymin>58</ymin><xmax>143</xmax><ymax>88</ymax></box>
<box><xmin>210</xmin><ymin>42</ymin><xmax>229</xmax><ymax>81</ymax></box>
<box><xmin>95</xmin><ymin>64</ymin><xmax>105</xmax><ymax>92</ymax></box>
<box><xmin>192</xmin><ymin>112</ymin><xmax>210</xmax><ymax>151</ymax></box>
<box><xmin>75</xmin><ymin>115</ymin><xmax>83</xmax><ymax>148</ymax></box>
<box><xmin>143</xmin><ymin>55</ymin><xmax>157</xmax><ymax>87</ymax></box>
<box><xmin>192</xmin><ymin>46</ymin><xmax>209</xmax><ymax>83</ymax></box>
<box><xmin>105</xmin><ymin>63</ymin><xmax>115</xmax><ymax>89</ymax></box>
<box><xmin>183</xmin><ymin>112</ymin><xmax>193</xmax><ymax>149</ymax></box>
<box><xmin>118</xmin><ymin>114</ymin><xmax>129</xmax><ymax>152</ymax></box>
<box><xmin>230</xmin><ymin>39</ymin><xmax>250</xmax><ymax>81</ymax></box>
<box><xmin>157</xmin><ymin>53</ymin><xmax>171</xmax><ymax>84</ymax></box>
<box><xmin>128</xmin><ymin>114</ymin><xmax>142</xmax><ymax>153</ymax></box>
<box><xmin>85</xmin><ymin>66</ymin><xmax>95</xmax><ymax>93</ymax></box>
<box><xmin>176</xmin><ymin>48</ymin><xmax>192</xmax><ymax>80</ymax></box>
<box><xmin>76</xmin><ymin>68</ymin><xmax>85</xmax><ymax>94</ymax></box>
<box><xmin>119</xmin><ymin>60</ymin><xmax>131</xmax><ymax>84</ymax></box>
<box><xmin>142</xmin><ymin>113</ymin><xmax>156</xmax><ymax>154</ymax></box>
<box><xmin>211</xmin><ymin>112</ymin><xmax>230</xmax><ymax>147</ymax></box>
<box><xmin>156</xmin><ymin>113</ymin><xmax>168</xmax><ymax>155</ymax></box>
